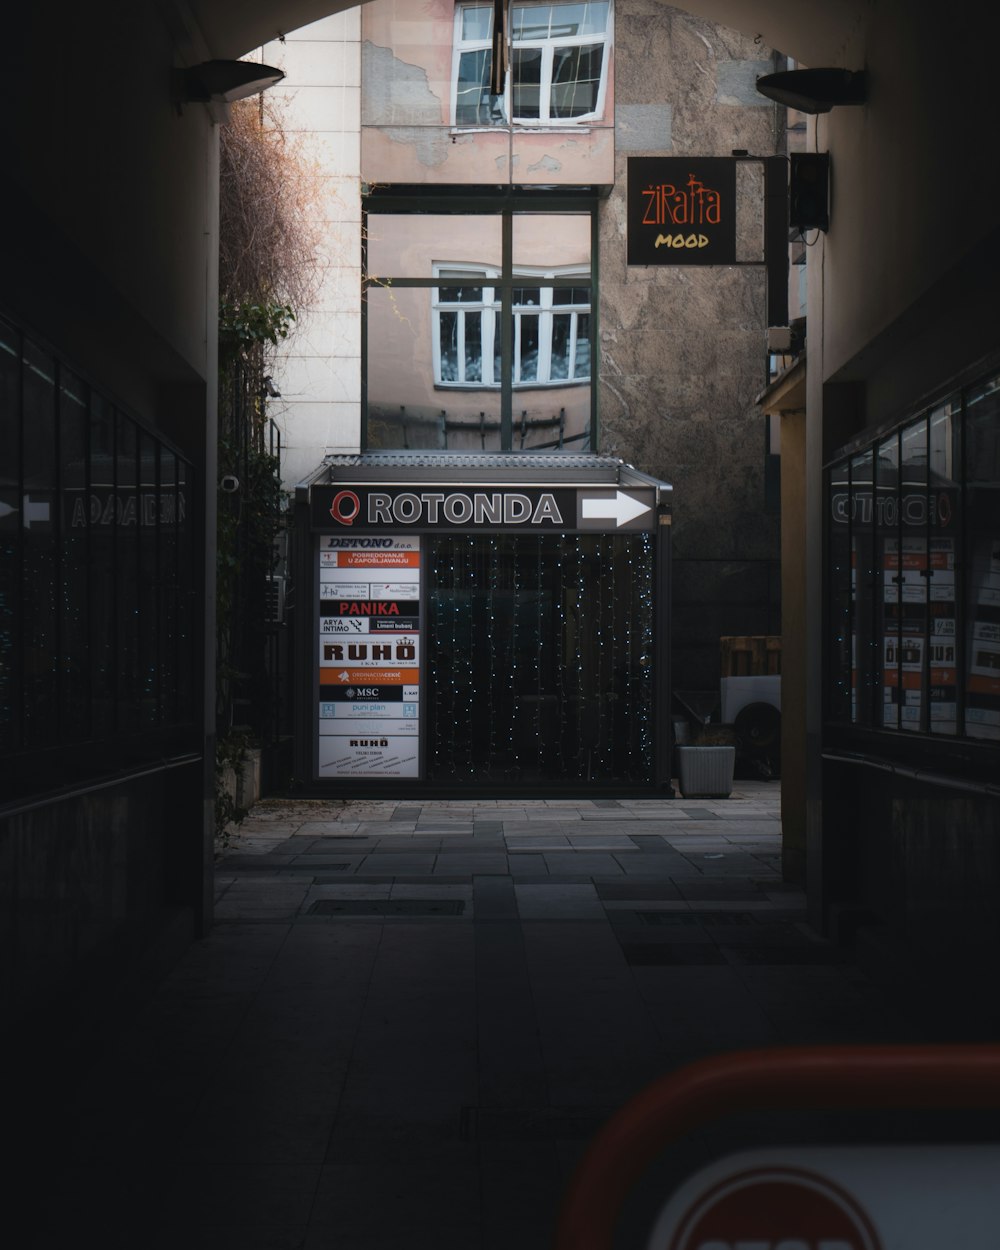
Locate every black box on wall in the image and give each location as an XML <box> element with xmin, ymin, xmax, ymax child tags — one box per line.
<box><xmin>789</xmin><ymin>152</ymin><xmax>830</xmax><ymax>233</ymax></box>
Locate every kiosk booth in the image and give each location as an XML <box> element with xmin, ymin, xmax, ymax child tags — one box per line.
<box><xmin>294</xmin><ymin>453</ymin><xmax>673</xmax><ymax>795</ymax></box>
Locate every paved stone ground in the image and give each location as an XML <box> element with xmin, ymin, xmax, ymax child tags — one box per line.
<box><xmin>29</xmin><ymin>782</ymin><xmax>984</xmax><ymax>1249</ymax></box>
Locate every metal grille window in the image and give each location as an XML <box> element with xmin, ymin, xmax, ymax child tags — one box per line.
<box><xmin>433</xmin><ymin>265</ymin><xmax>591</xmax><ymax>387</ymax></box>
<box><xmin>0</xmin><ymin>314</ymin><xmax>197</xmax><ymax>794</ymax></box>
<box><xmin>453</xmin><ymin>1</ymin><xmax>611</xmax><ymax>127</ymax></box>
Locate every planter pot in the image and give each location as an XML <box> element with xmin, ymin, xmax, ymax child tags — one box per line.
<box><xmin>676</xmin><ymin>745</ymin><xmax>736</xmax><ymax>799</ymax></box>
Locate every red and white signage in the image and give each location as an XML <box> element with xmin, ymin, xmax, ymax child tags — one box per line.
<box><xmin>647</xmin><ymin>1147</ymin><xmax>1000</xmax><ymax>1250</ymax></box>
<box><xmin>315</xmin><ymin>535</ymin><xmax>421</xmax><ymax>779</ymax></box>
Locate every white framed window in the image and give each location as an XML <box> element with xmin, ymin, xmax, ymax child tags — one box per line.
<box><xmin>452</xmin><ymin>1</ymin><xmax>611</xmax><ymax>127</ymax></box>
<box><xmin>433</xmin><ymin>264</ymin><xmax>591</xmax><ymax>387</ymax></box>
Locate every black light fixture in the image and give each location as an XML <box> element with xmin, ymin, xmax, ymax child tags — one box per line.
<box><xmin>755</xmin><ymin>67</ymin><xmax>866</xmax><ymax>114</ymax></box>
<box><xmin>176</xmin><ymin>59</ymin><xmax>285</xmax><ymax>105</ymax></box>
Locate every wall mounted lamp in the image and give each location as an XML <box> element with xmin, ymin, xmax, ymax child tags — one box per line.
<box><xmin>755</xmin><ymin>68</ymin><xmax>866</xmax><ymax>114</ymax></box>
<box><xmin>175</xmin><ymin>59</ymin><xmax>285</xmax><ymax>106</ymax></box>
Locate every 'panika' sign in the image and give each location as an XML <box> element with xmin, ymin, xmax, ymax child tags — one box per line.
<box><xmin>627</xmin><ymin>157</ymin><xmax>736</xmax><ymax>266</ymax></box>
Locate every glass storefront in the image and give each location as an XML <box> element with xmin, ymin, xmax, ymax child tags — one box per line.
<box><xmin>826</xmin><ymin>369</ymin><xmax>998</xmax><ymax>742</ymax></box>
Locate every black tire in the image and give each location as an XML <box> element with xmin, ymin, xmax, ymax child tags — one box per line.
<box><xmin>734</xmin><ymin>702</ymin><xmax>781</xmax><ymax>754</ymax></box>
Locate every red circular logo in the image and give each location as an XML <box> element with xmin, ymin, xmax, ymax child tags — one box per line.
<box><xmin>329</xmin><ymin>490</ymin><xmax>361</xmax><ymax>526</ymax></box>
<box><xmin>665</xmin><ymin>1166</ymin><xmax>882</xmax><ymax>1250</ymax></box>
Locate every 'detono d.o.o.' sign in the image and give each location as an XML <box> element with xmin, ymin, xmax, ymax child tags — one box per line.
<box><xmin>627</xmin><ymin>157</ymin><xmax>737</xmax><ymax>266</ymax></box>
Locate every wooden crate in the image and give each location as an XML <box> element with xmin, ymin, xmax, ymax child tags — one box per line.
<box><xmin>720</xmin><ymin>635</ymin><xmax>782</xmax><ymax>677</ymax></box>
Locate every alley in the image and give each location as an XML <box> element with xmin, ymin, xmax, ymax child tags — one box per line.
<box><xmin>27</xmin><ymin>779</ymin><xmax>979</xmax><ymax>1248</ymax></box>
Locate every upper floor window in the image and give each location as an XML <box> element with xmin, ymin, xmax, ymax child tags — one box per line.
<box><xmin>454</xmin><ymin>1</ymin><xmax>611</xmax><ymax>127</ymax></box>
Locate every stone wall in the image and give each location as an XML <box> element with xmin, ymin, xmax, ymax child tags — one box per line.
<box><xmin>599</xmin><ymin>3</ymin><xmax>783</xmax><ymax>694</ymax></box>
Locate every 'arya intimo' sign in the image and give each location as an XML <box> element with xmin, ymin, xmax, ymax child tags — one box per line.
<box><xmin>627</xmin><ymin>157</ymin><xmax>736</xmax><ymax>265</ymax></box>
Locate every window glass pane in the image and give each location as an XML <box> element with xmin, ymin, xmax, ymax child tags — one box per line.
<box><xmin>512</xmin><ymin>47</ymin><xmax>543</xmax><ymax>118</ymax></box>
<box><xmin>464</xmin><ymin>311</ymin><xmax>483</xmax><ymax>381</ymax></box>
<box><xmin>898</xmin><ymin>418</ymin><xmax>928</xmax><ymax>732</ymax></box>
<box><xmin>512</xmin><ymin>5</ymin><xmax>552</xmax><ymax>40</ymax></box>
<box><xmin>574</xmin><ymin>312</ymin><xmax>591</xmax><ymax>376</ymax></box>
<box><xmin>138</xmin><ymin>432</ymin><xmax>160</xmax><ymax>728</ymax></box>
<box><xmin>577</xmin><ymin>1</ymin><xmax>610</xmax><ymax>36</ymax></box>
<box><xmin>367</xmin><ymin>215</ymin><xmax>503</xmax><ymax>278</ymax></box>
<box><xmin>516</xmin><ymin>313</ymin><xmax>540</xmax><ymax>382</ymax></box>
<box><xmin>21</xmin><ymin>340</ymin><xmax>57</xmax><ymax>747</ymax></box>
<box><xmin>462</xmin><ymin>5</ymin><xmax>493</xmax><ymax>39</ymax></box>
<box><xmin>553</xmin><ymin>286</ymin><xmax>589</xmax><ymax>305</ymax></box>
<box><xmin>90</xmin><ymin>395</ymin><xmax>116</xmax><ymax>736</ymax></box>
<box><xmin>513</xmin><ymin>286</ymin><xmax>542</xmax><ymax>306</ymax></box>
<box><xmin>439</xmin><ymin>283</ymin><xmax>484</xmax><ymax>303</ymax></box>
<box><xmin>964</xmin><ymin>373</ymin><xmax>1000</xmax><ymax>741</ymax></box>
<box><xmin>439</xmin><ymin>311</ymin><xmax>459</xmax><ymax>382</ymax></box>
<box><xmin>60</xmin><ymin>369</ymin><xmax>90</xmax><ymax>741</ymax></box>
<box><xmin>550</xmin><ymin>314</ymin><xmax>571</xmax><ymax>380</ymax></box>
<box><xmin>513</xmin><ymin>213</ymin><xmax>590</xmax><ymax>267</ymax></box>
<box><xmin>0</xmin><ymin>320</ymin><xmax>20</xmax><ymax>751</ymax></box>
<box><xmin>368</xmin><ymin>284</ymin><xmax>502</xmax><ymax>450</ymax></box>
<box><xmin>928</xmin><ymin>397</ymin><xmax>960</xmax><ymax>735</ymax></box>
<box><xmin>876</xmin><ymin>433</ymin><xmax>900</xmax><ymax>728</ymax></box>
<box><xmin>851</xmin><ymin>449</ymin><xmax>876</xmax><ymax>725</ymax></box>
<box><xmin>176</xmin><ymin>458</ymin><xmax>195</xmax><ymax>723</ymax></box>
<box><xmin>456</xmin><ymin>49</ymin><xmax>492</xmax><ymax>125</ymax></box>
<box><xmin>160</xmin><ymin>449</ymin><xmax>179</xmax><ymax>725</ymax></box>
<box><xmin>828</xmin><ymin>461</ymin><xmax>852</xmax><ymax>722</ymax></box>
<box><xmin>116</xmin><ymin>412</ymin><xmax>140</xmax><ymax>732</ymax></box>
<box><xmin>551</xmin><ymin>43</ymin><xmax>603</xmax><ymax>117</ymax></box>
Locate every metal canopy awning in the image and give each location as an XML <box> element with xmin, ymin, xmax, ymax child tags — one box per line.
<box><xmin>297</xmin><ymin>451</ymin><xmax>672</xmax><ymax>505</ymax></box>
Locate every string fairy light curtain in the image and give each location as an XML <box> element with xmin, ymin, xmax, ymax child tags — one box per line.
<box><xmin>426</xmin><ymin>531</ymin><xmax>654</xmax><ymax>785</ymax></box>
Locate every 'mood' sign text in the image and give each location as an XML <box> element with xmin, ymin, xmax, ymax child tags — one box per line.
<box><xmin>627</xmin><ymin>157</ymin><xmax>736</xmax><ymax>266</ymax></box>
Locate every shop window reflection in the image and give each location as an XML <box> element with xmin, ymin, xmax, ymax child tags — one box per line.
<box><xmin>851</xmin><ymin>449</ymin><xmax>876</xmax><ymax>725</ymax></box>
<box><xmin>928</xmin><ymin>398</ymin><xmax>960</xmax><ymax>735</ymax></box>
<box><xmin>965</xmin><ymin>374</ymin><xmax>1000</xmax><ymax>741</ymax></box>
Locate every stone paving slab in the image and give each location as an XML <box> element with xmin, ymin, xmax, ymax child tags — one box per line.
<box><xmin>34</xmin><ymin>781</ymin><xmax>959</xmax><ymax>1250</ymax></box>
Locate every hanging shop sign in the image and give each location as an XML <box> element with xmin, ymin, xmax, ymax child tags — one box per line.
<box><xmin>312</xmin><ymin>486</ymin><xmax>657</xmax><ymax>533</ymax></box>
<box><xmin>626</xmin><ymin>157</ymin><xmax>736</xmax><ymax>266</ymax></box>
<box><xmin>316</xmin><ymin>535</ymin><xmax>421</xmax><ymax>779</ymax></box>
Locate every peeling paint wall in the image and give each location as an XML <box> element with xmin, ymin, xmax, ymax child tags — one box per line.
<box><xmin>360</xmin><ymin>0</ymin><xmax>615</xmax><ymax>185</ymax></box>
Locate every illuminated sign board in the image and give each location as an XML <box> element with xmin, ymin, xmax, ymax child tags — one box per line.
<box><xmin>312</xmin><ymin>487</ymin><xmax>657</xmax><ymax>533</ymax></box>
<box><xmin>315</xmin><ymin>535</ymin><xmax>421</xmax><ymax>780</ymax></box>
<box><xmin>627</xmin><ymin>157</ymin><xmax>736</xmax><ymax>266</ymax></box>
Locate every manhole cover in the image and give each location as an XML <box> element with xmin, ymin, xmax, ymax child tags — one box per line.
<box><xmin>308</xmin><ymin>898</ymin><xmax>465</xmax><ymax>916</ymax></box>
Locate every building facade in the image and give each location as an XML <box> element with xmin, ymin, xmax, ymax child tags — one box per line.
<box><xmin>265</xmin><ymin>0</ymin><xmax>784</xmax><ymax>763</ymax></box>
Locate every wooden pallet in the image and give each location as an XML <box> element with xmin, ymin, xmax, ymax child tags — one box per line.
<box><xmin>720</xmin><ymin>635</ymin><xmax>782</xmax><ymax>677</ymax></box>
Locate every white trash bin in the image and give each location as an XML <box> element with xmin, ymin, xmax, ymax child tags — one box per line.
<box><xmin>676</xmin><ymin>745</ymin><xmax>736</xmax><ymax>799</ymax></box>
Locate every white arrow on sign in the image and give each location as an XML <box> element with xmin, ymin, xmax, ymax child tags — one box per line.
<box><xmin>581</xmin><ymin>491</ymin><xmax>651</xmax><ymax>528</ymax></box>
<box><xmin>23</xmin><ymin>496</ymin><xmax>50</xmax><ymax>528</ymax></box>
